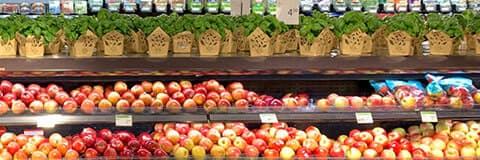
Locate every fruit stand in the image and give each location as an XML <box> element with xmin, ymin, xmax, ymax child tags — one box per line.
<box><xmin>2</xmin><ymin>8</ymin><xmax>480</xmax><ymax>160</ymax></box>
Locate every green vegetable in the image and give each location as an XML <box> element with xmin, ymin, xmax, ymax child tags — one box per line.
<box><xmin>0</xmin><ymin>18</ymin><xmax>18</xmax><ymax>41</ymax></box>
<box><xmin>385</xmin><ymin>13</ymin><xmax>426</xmax><ymax>38</ymax></box>
<box><xmin>192</xmin><ymin>14</ymin><xmax>230</xmax><ymax>40</ymax></box>
<box><xmin>238</xmin><ymin>14</ymin><xmax>288</xmax><ymax>37</ymax></box>
<box><xmin>334</xmin><ymin>11</ymin><xmax>382</xmax><ymax>38</ymax></box>
<box><xmin>426</xmin><ymin>13</ymin><xmax>464</xmax><ymax>39</ymax></box>
<box><xmin>299</xmin><ymin>11</ymin><xmax>334</xmax><ymax>42</ymax></box>
<box><xmin>64</xmin><ymin>16</ymin><xmax>96</xmax><ymax>41</ymax></box>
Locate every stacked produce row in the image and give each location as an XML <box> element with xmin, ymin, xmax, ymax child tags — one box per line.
<box><xmin>0</xmin><ymin>73</ymin><xmax>477</xmax><ymax>115</ymax></box>
<box><xmin>1</xmin><ymin>9</ymin><xmax>480</xmax><ymax>57</ymax></box>
<box><xmin>0</xmin><ymin>120</ymin><xmax>480</xmax><ymax>159</ymax></box>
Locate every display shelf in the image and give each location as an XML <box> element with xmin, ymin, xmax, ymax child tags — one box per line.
<box><xmin>0</xmin><ymin>113</ymin><xmax>208</xmax><ymax>126</ymax></box>
<box><xmin>0</xmin><ymin>56</ymin><xmax>479</xmax><ymax>72</ymax></box>
<box><xmin>209</xmin><ymin>109</ymin><xmax>480</xmax><ymax>123</ymax></box>
<box><xmin>2</xmin><ymin>108</ymin><xmax>480</xmax><ymax>126</ymax></box>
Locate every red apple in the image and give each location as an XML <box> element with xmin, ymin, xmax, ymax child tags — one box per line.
<box><xmin>116</xmin><ymin>99</ymin><xmax>130</xmax><ymax>113</ymax></box>
<box><xmin>44</xmin><ymin>100</ymin><xmax>58</xmax><ymax>114</ymax></box>
<box><xmin>106</xmin><ymin>91</ymin><xmax>121</xmax><ymax>104</ymax></box>
<box><xmin>11</xmin><ymin>83</ymin><xmax>25</xmax><ymax>97</ymax></box>
<box><xmin>121</xmin><ymin>91</ymin><xmax>136</xmax><ymax>104</ymax></box>
<box><xmin>29</xmin><ymin>100</ymin><xmax>44</xmax><ymax>114</ymax></box>
<box><xmin>0</xmin><ymin>80</ymin><xmax>12</xmax><ymax>94</ymax></box>
<box><xmin>80</xmin><ymin>99</ymin><xmax>95</xmax><ymax>114</ymax></box>
<box><xmin>20</xmin><ymin>91</ymin><xmax>34</xmax><ymax>105</ymax></box>
<box><xmin>366</xmin><ymin>94</ymin><xmax>383</xmax><ymax>108</ymax></box>
<box><xmin>114</xmin><ymin>81</ymin><xmax>128</xmax><ymax>94</ymax></box>
<box><xmin>53</xmin><ymin>91</ymin><xmax>69</xmax><ymax>105</ymax></box>
<box><xmin>11</xmin><ymin>100</ymin><xmax>26</xmax><ymax>115</ymax></box>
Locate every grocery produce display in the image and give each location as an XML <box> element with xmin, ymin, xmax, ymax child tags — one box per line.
<box><xmin>1</xmin><ymin>120</ymin><xmax>480</xmax><ymax>159</ymax></box>
<box><xmin>1</xmin><ymin>9</ymin><xmax>480</xmax><ymax>57</ymax></box>
<box><xmin>1</xmin><ymin>3</ymin><xmax>480</xmax><ymax>160</ymax></box>
<box><xmin>0</xmin><ymin>74</ymin><xmax>478</xmax><ymax>116</ymax></box>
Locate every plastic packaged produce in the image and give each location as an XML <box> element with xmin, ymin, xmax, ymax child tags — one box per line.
<box><xmin>385</xmin><ymin>80</ymin><xmax>425</xmax><ymax>108</ymax></box>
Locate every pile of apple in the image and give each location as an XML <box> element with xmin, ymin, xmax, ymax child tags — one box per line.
<box><xmin>315</xmin><ymin>93</ymin><xmax>397</xmax><ymax>111</ymax></box>
<box><xmin>104</xmin><ymin>80</ymin><xmax>285</xmax><ymax>113</ymax></box>
<box><xmin>332</xmin><ymin>120</ymin><xmax>480</xmax><ymax>160</ymax></box>
<box><xmin>0</xmin><ymin>80</ymin><xmax>287</xmax><ymax>115</ymax></box>
<box><xmin>152</xmin><ymin>122</ymin><xmax>335</xmax><ymax>160</ymax></box>
<box><xmin>0</xmin><ymin>80</ymin><xmax>65</xmax><ymax>115</ymax></box>
<box><xmin>0</xmin><ymin>127</ymin><xmax>171</xmax><ymax>160</ymax></box>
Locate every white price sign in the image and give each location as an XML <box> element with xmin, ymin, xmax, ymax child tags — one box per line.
<box><xmin>355</xmin><ymin>112</ymin><xmax>374</xmax><ymax>124</ymax></box>
<box><xmin>420</xmin><ymin>111</ymin><xmax>438</xmax><ymax>123</ymax></box>
<box><xmin>276</xmin><ymin>0</ymin><xmax>300</xmax><ymax>25</ymax></box>
<box><xmin>259</xmin><ymin>113</ymin><xmax>279</xmax><ymax>123</ymax></box>
<box><xmin>36</xmin><ymin>115</ymin><xmax>62</xmax><ymax>128</ymax></box>
<box><xmin>116</xmin><ymin>114</ymin><xmax>133</xmax><ymax>127</ymax></box>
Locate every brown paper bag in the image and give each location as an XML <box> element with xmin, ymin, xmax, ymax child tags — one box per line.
<box><xmin>236</xmin><ymin>27</ymin><xmax>249</xmax><ymax>52</ymax></box>
<box><xmin>466</xmin><ymin>32</ymin><xmax>475</xmax><ymax>50</ymax></box>
<box><xmin>199</xmin><ymin>29</ymin><xmax>221</xmax><ymax>56</ymax></box>
<box><xmin>426</xmin><ymin>30</ymin><xmax>454</xmax><ymax>55</ymax></box>
<box><xmin>147</xmin><ymin>27</ymin><xmax>170</xmax><ymax>57</ymax></box>
<box><xmin>127</xmin><ymin>30</ymin><xmax>148</xmax><ymax>53</ymax></box>
<box><xmin>102</xmin><ymin>30</ymin><xmax>124</xmax><ymax>56</ymax></box>
<box><xmin>362</xmin><ymin>34</ymin><xmax>374</xmax><ymax>54</ymax></box>
<box><xmin>247</xmin><ymin>28</ymin><xmax>273</xmax><ymax>57</ymax></box>
<box><xmin>67</xmin><ymin>30</ymin><xmax>98</xmax><ymax>57</ymax></box>
<box><xmin>172</xmin><ymin>31</ymin><xmax>194</xmax><ymax>54</ymax></box>
<box><xmin>285</xmin><ymin>29</ymin><xmax>299</xmax><ymax>52</ymax></box>
<box><xmin>272</xmin><ymin>33</ymin><xmax>287</xmax><ymax>54</ymax></box>
<box><xmin>221</xmin><ymin>29</ymin><xmax>236</xmax><ymax>54</ymax></box>
<box><xmin>298</xmin><ymin>28</ymin><xmax>336</xmax><ymax>56</ymax></box>
<box><xmin>340</xmin><ymin>29</ymin><xmax>366</xmax><ymax>56</ymax></box>
<box><xmin>387</xmin><ymin>31</ymin><xmax>413</xmax><ymax>56</ymax></box>
<box><xmin>475</xmin><ymin>34</ymin><xmax>480</xmax><ymax>55</ymax></box>
<box><xmin>45</xmin><ymin>30</ymin><xmax>65</xmax><ymax>54</ymax></box>
<box><xmin>16</xmin><ymin>33</ymin><xmax>44</xmax><ymax>57</ymax></box>
<box><xmin>0</xmin><ymin>38</ymin><xmax>17</xmax><ymax>56</ymax></box>
<box><xmin>372</xmin><ymin>27</ymin><xmax>388</xmax><ymax>55</ymax></box>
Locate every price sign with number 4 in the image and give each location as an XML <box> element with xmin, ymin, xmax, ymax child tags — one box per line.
<box><xmin>276</xmin><ymin>0</ymin><xmax>300</xmax><ymax>25</ymax></box>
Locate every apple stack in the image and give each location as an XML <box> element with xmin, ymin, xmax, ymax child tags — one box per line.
<box><xmin>315</xmin><ymin>93</ymin><xmax>397</xmax><ymax>111</ymax></box>
<box><xmin>0</xmin><ymin>80</ymin><xmax>65</xmax><ymax>115</ymax></box>
<box><xmin>152</xmin><ymin>122</ymin><xmax>336</xmax><ymax>160</ymax></box>
<box><xmin>335</xmin><ymin>127</ymin><xmax>414</xmax><ymax>160</ymax></box>
<box><xmin>0</xmin><ymin>127</ymin><xmax>171</xmax><ymax>159</ymax></box>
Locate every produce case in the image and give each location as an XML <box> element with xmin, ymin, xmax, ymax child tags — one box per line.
<box><xmin>1</xmin><ymin>5</ymin><xmax>480</xmax><ymax>159</ymax></box>
<box><xmin>0</xmin><ymin>54</ymin><xmax>479</xmax><ymax>159</ymax></box>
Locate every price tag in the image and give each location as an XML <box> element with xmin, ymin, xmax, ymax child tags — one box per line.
<box><xmin>36</xmin><ymin>115</ymin><xmax>61</xmax><ymax>128</ymax></box>
<box><xmin>398</xmin><ymin>6</ymin><xmax>407</xmax><ymax>12</ymax></box>
<box><xmin>115</xmin><ymin>114</ymin><xmax>133</xmax><ymax>127</ymax></box>
<box><xmin>355</xmin><ymin>112</ymin><xmax>374</xmax><ymax>124</ymax></box>
<box><xmin>241</xmin><ymin>0</ymin><xmax>251</xmax><ymax>15</ymax></box>
<box><xmin>259</xmin><ymin>113</ymin><xmax>278</xmax><ymax>123</ymax></box>
<box><xmin>420</xmin><ymin>111</ymin><xmax>438</xmax><ymax>122</ymax></box>
<box><xmin>231</xmin><ymin>0</ymin><xmax>242</xmax><ymax>15</ymax></box>
<box><xmin>411</xmin><ymin>7</ymin><xmax>421</xmax><ymax>12</ymax></box>
<box><xmin>320</xmin><ymin>6</ymin><xmax>330</xmax><ymax>11</ymax></box>
<box><xmin>426</xmin><ymin>6</ymin><xmax>436</xmax><ymax>11</ymax></box>
<box><xmin>352</xmin><ymin>6</ymin><xmax>362</xmax><ymax>11</ymax></box>
<box><xmin>276</xmin><ymin>0</ymin><xmax>300</xmax><ymax>25</ymax></box>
